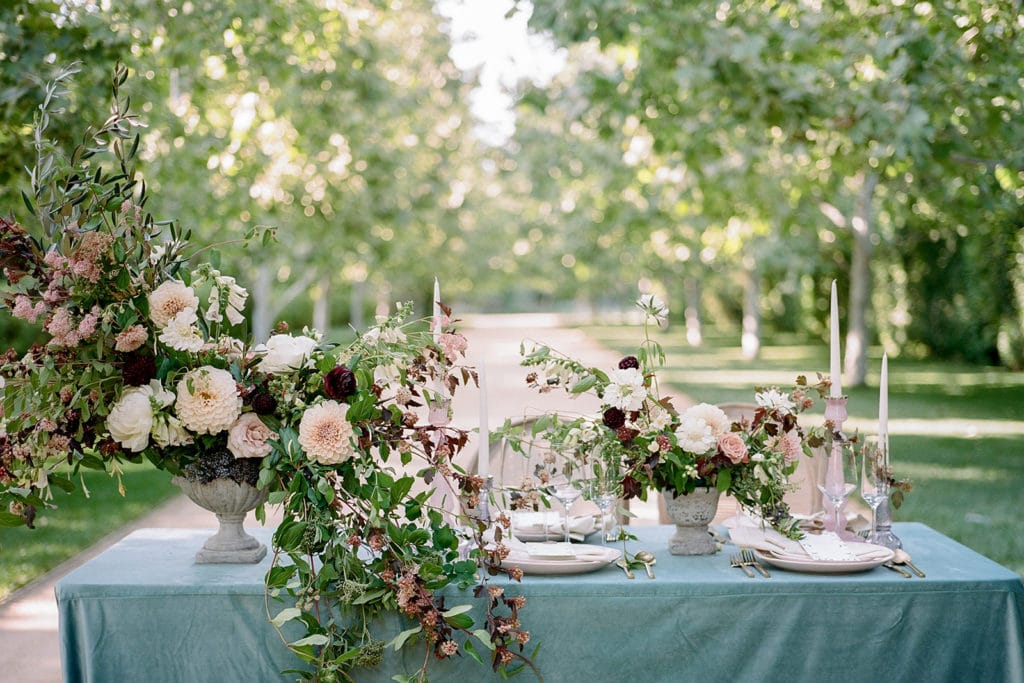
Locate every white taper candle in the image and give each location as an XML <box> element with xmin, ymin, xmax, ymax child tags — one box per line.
<box><xmin>830</xmin><ymin>279</ymin><xmax>842</xmax><ymax>398</ymax></box>
<box><xmin>879</xmin><ymin>352</ymin><xmax>889</xmax><ymax>464</ymax></box>
<box><xmin>478</xmin><ymin>362</ymin><xmax>489</xmax><ymax>478</ymax></box>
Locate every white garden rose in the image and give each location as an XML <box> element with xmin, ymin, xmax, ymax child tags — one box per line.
<box><xmin>227</xmin><ymin>413</ymin><xmax>276</xmax><ymax>460</ymax></box>
<box><xmin>298</xmin><ymin>400</ymin><xmax>356</xmax><ymax>465</ymax></box>
<box><xmin>174</xmin><ymin>366</ymin><xmax>242</xmax><ymax>434</ymax></box>
<box><xmin>107</xmin><ymin>387</ymin><xmax>155</xmax><ymax>452</ymax></box>
<box><xmin>682</xmin><ymin>403</ymin><xmax>731</xmax><ymax>437</ymax></box>
<box><xmin>148</xmin><ymin>280</ymin><xmax>199</xmax><ymax>328</ymax></box>
<box><xmin>257</xmin><ymin>334</ymin><xmax>318</xmax><ymax>374</ymax></box>
<box><xmin>151</xmin><ymin>415</ymin><xmax>192</xmax><ymax>448</ymax></box>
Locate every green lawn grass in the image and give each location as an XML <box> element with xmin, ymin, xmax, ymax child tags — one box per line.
<box><xmin>0</xmin><ymin>465</ymin><xmax>178</xmax><ymax>601</ymax></box>
<box><xmin>585</xmin><ymin>326</ymin><xmax>1024</xmax><ymax>577</ymax></box>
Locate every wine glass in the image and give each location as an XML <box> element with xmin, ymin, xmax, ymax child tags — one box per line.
<box><xmin>548</xmin><ymin>457</ymin><xmax>583</xmax><ymax>546</ymax></box>
<box><xmin>817</xmin><ymin>439</ymin><xmax>858</xmax><ymax>540</ymax></box>
<box><xmin>586</xmin><ymin>451</ymin><xmax>620</xmax><ymax>543</ymax></box>
<box><xmin>860</xmin><ymin>435</ymin><xmax>889</xmax><ymax>539</ymax></box>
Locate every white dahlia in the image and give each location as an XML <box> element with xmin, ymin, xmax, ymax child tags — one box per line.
<box><xmin>148</xmin><ymin>280</ymin><xmax>199</xmax><ymax>328</ymax></box>
<box><xmin>174</xmin><ymin>366</ymin><xmax>242</xmax><ymax>434</ymax></box>
<box><xmin>298</xmin><ymin>400</ymin><xmax>356</xmax><ymax>465</ymax></box>
<box><xmin>681</xmin><ymin>403</ymin><xmax>731</xmax><ymax>437</ymax></box>
<box><xmin>674</xmin><ymin>416</ymin><xmax>717</xmax><ymax>455</ymax></box>
<box><xmin>159</xmin><ymin>309</ymin><xmax>205</xmax><ymax>352</ymax></box>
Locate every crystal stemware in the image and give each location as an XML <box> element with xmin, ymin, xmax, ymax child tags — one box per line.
<box><xmin>817</xmin><ymin>440</ymin><xmax>858</xmax><ymax>540</ymax></box>
<box><xmin>586</xmin><ymin>452</ymin><xmax>620</xmax><ymax>543</ymax></box>
<box><xmin>548</xmin><ymin>459</ymin><xmax>583</xmax><ymax>545</ymax></box>
<box><xmin>860</xmin><ymin>436</ymin><xmax>888</xmax><ymax>536</ymax></box>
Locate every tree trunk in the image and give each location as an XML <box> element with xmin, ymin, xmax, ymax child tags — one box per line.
<box><xmin>312</xmin><ymin>274</ymin><xmax>330</xmax><ymax>333</ymax></box>
<box><xmin>741</xmin><ymin>259</ymin><xmax>761</xmax><ymax>360</ymax></box>
<box><xmin>845</xmin><ymin>171</ymin><xmax>878</xmax><ymax>388</ymax></box>
<box><xmin>350</xmin><ymin>279</ymin><xmax>365</xmax><ymax>330</ymax></box>
<box><xmin>684</xmin><ymin>276</ymin><xmax>702</xmax><ymax>346</ymax></box>
<box><xmin>375</xmin><ymin>280</ymin><xmax>392</xmax><ymax>317</ymax></box>
<box><xmin>252</xmin><ymin>263</ymin><xmax>273</xmax><ymax>342</ymax></box>
<box><xmin>251</xmin><ymin>262</ymin><xmax>319</xmax><ymax>341</ymax></box>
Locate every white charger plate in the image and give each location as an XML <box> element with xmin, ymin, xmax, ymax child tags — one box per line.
<box><xmin>502</xmin><ymin>545</ymin><xmax>621</xmax><ymax>575</ymax></box>
<box><xmin>754</xmin><ymin>543</ymin><xmax>894</xmax><ymax>574</ymax></box>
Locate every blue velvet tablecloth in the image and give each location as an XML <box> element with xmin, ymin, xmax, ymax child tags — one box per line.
<box><xmin>56</xmin><ymin>523</ymin><xmax>1024</xmax><ymax>682</ymax></box>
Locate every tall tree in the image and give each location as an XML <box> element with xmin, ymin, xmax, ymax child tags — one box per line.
<box><xmin>524</xmin><ymin>0</ymin><xmax>1024</xmax><ymax>377</ymax></box>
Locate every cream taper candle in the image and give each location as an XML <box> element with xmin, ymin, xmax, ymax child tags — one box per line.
<box><xmin>830</xmin><ymin>279</ymin><xmax>842</xmax><ymax>398</ymax></box>
<box><xmin>478</xmin><ymin>362</ymin><xmax>489</xmax><ymax>478</ymax></box>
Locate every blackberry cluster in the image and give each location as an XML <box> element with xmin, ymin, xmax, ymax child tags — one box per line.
<box><xmin>181</xmin><ymin>449</ymin><xmax>260</xmax><ymax>486</ymax></box>
<box><xmin>760</xmin><ymin>502</ymin><xmax>790</xmax><ymax>526</ymax></box>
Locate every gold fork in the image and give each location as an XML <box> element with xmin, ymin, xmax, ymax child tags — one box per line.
<box><xmin>730</xmin><ymin>554</ymin><xmax>755</xmax><ymax>578</ymax></box>
<box><xmin>741</xmin><ymin>549</ymin><xmax>771</xmax><ymax>578</ymax></box>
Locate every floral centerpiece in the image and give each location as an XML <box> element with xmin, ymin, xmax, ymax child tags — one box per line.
<box><xmin>513</xmin><ymin>294</ymin><xmax>824</xmax><ymax>545</ymax></box>
<box><xmin>0</xmin><ymin>66</ymin><xmax>534</xmax><ymax>681</ymax></box>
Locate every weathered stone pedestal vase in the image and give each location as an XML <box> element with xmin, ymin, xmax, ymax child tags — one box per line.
<box><xmin>172</xmin><ymin>476</ymin><xmax>268</xmax><ymax>563</ymax></box>
<box><xmin>664</xmin><ymin>486</ymin><xmax>720</xmax><ymax>555</ymax></box>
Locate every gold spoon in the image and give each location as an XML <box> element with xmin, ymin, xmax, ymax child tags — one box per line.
<box><xmin>615</xmin><ymin>558</ymin><xmax>635</xmax><ymax>579</ymax></box>
<box><xmin>893</xmin><ymin>549</ymin><xmax>926</xmax><ymax>578</ymax></box>
<box><xmin>634</xmin><ymin>550</ymin><xmax>656</xmax><ymax>579</ymax></box>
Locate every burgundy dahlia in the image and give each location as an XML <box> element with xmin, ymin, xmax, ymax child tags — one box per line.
<box><xmin>602</xmin><ymin>407</ymin><xmax>626</xmax><ymax>430</ymax></box>
<box><xmin>251</xmin><ymin>392</ymin><xmax>278</xmax><ymax>415</ymax></box>
<box><xmin>323</xmin><ymin>365</ymin><xmax>358</xmax><ymax>400</ymax></box>
<box><xmin>121</xmin><ymin>353</ymin><xmax>156</xmax><ymax>386</ymax></box>
<box><xmin>615</xmin><ymin>426</ymin><xmax>638</xmax><ymax>442</ymax></box>
<box><xmin>618</xmin><ymin>356</ymin><xmax>639</xmax><ymax>370</ymax></box>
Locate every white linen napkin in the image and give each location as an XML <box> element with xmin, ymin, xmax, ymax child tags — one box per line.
<box><xmin>511</xmin><ymin>511</ymin><xmax>596</xmax><ymax>540</ymax></box>
<box><xmin>797</xmin><ymin>532</ymin><xmax>859</xmax><ymax>561</ymax></box>
<box><xmin>726</xmin><ymin>524</ymin><xmax>804</xmax><ymax>555</ymax></box>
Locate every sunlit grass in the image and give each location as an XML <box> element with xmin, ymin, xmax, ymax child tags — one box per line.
<box><xmin>0</xmin><ymin>465</ymin><xmax>178</xmax><ymax>601</ymax></box>
<box><xmin>584</xmin><ymin>325</ymin><xmax>1024</xmax><ymax>577</ymax></box>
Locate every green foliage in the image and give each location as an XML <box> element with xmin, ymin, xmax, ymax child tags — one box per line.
<box><xmin>522</xmin><ymin>0</ymin><xmax>1024</xmax><ymax>368</ymax></box>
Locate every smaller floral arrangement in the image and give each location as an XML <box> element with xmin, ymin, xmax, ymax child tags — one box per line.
<box><xmin>517</xmin><ymin>294</ymin><xmax>823</xmax><ymax>538</ymax></box>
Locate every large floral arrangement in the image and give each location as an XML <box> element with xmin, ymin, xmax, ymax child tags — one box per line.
<box><xmin>0</xmin><ymin>66</ymin><xmax>533</xmax><ymax>681</ymax></box>
<box><xmin>515</xmin><ymin>295</ymin><xmax>824</xmax><ymax>538</ymax></box>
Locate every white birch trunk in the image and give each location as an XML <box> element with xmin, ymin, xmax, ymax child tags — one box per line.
<box><xmin>312</xmin><ymin>274</ymin><xmax>330</xmax><ymax>333</ymax></box>
<box><xmin>741</xmin><ymin>260</ymin><xmax>761</xmax><ymax>360</ymax></box>
<box><xmin>845</xmin><ymin>171</ymin><xmax>878</xmax><ymax>388</ymax></box>
<box><xmin>684</xmin><ymin>276</ymin><xmax>703</xmax><ymax>346</ymax></box>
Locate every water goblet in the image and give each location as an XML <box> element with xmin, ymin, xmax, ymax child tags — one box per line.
<box><xmin>586</xmin><ymin>455</ymin><xmax>620</xmax><ymax>543</ymax></box>
<box><xmin>860</xmin><ymin>436</ymin><xmax>889</xmax><ymax>537</ymax></box>
<box><xmin>817</xmin><ymin>440</ymin><xmax>858</xmax><ymax>540</ymax></box>
<box><xmin>549</xmin><ymin>462</ymin><xmax>583</xmax><ymax>546</ymax></box>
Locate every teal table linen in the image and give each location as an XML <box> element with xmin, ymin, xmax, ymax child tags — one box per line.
<box><xmin>57</xmin><ymin>523</ymin><xmax>1024</xmax><ymax>682</ymax></box>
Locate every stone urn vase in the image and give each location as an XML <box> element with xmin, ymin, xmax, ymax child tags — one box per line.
<box><xmin>172</xmin><ymin>476</ymin><xmax>268</xmax><ymax>564</ymax></box>
<box><xmin>663</xmin><ymin>486</ymin><xmax>720</xmax><ymax>555</ymax></box>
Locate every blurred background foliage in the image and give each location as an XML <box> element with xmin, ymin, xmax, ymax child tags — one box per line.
<box><xmin>1</xmin><ymin>0</ymin><xmax>1022</xmax><ymax>378</ymax></box>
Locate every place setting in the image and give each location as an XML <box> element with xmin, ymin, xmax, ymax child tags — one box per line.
<box><xmin>724</xmin><ymin>304</ymin><xmax>922</xmax><ymax>579</ymax></box>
